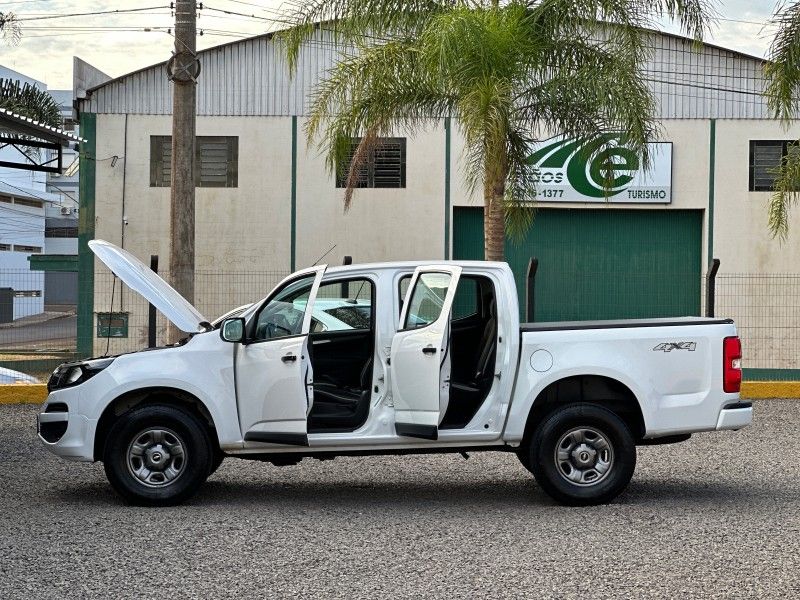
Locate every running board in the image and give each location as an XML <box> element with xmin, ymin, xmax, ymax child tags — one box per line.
<box><xmin>395</xmin><ymin>423</ymin><xmax>438</xmax><ymax>440</ymax></box>
<box><xmin>244</xmin><ymin>431</ymin><xmax>309</xmax><ymax>446</ymax></box>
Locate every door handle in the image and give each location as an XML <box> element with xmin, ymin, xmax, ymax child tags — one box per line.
<box><xmin>422</xmin><ymin>346</ymin><xmax>437</xmax><ymax>355</ymax></box>
<box><xmin>282</xmin><ymin>353</ymin><xmax>297</xmax><ymax>363</ymax></box>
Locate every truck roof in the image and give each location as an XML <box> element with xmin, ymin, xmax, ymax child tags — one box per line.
<box><xmin>323</xmin><ymin>260</ymin><xmax>511</xmax><ymax>275</ymax></box>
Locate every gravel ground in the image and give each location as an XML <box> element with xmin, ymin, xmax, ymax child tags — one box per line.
<box><xmin>1</xmin><ymin>400</ymin><xmax>798</xmax><ymax>599</ymax></box>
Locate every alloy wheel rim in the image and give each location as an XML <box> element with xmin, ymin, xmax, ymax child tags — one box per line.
<box><xmin>126</xmin><ymin>427</ymin><xmax>187</xmax><ymax>488</ymax></box>
<box><xmin>554</xmin><ymin>426</ymin><xmax>614</xmax><ymax>487</ymax></box>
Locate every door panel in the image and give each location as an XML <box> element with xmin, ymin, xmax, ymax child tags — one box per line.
<box><xmin>391</xmin><ymin>266</ymin><xmax>462</xmax><ymax>440</ymax></box>
<box><xmin>236</xmin><ymin>266</ymin><xmax>325</xmax><ymax>446</ymax></box>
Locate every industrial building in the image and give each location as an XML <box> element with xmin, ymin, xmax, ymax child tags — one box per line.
<box><xmin>74</xmin><ymin>29</ymin><xmax>800</xmax><ymax>379</ymax></box>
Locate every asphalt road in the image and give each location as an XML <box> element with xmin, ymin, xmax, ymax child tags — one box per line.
<box><xmin>0</xmin><ymin>315</ymin><xmax>76</xmax><ymax>349</ymax></box>
<box><xmin>1</xmin><ymin>400</ymin><xmax>798</xmax><ymax>599</ymax></box>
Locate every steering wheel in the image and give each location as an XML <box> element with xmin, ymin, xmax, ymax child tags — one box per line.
<box><xmin>266</xmin><ymin>322</ymin><xmax>292</xmax><ymax>337</ymax></box>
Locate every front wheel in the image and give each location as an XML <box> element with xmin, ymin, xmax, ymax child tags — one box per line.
<box><xmin>527</xmin><ymin>403</ymin><xmax>636</xmax><ymax>506</ymax></box>
<box><xmin>103</xmin><ymin>404</ymin><xmax>213</xmax><ymax>506</ymax></box>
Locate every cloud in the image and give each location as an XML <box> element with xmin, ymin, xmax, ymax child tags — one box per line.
<box><xmin>0</xmin><ymin>0</ymin><xmax>785</xmax><ymax>90</ymax></box>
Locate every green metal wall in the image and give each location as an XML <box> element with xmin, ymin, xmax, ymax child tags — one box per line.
<box><xmin>453</xmin><ymin>207</ymin><xmax>703</xmax><ymax>322</ymax></box>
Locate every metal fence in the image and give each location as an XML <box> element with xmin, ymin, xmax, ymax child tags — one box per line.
<box><xmin>2</xmin><ymin>268</ymin><xmax>800</xmax><ymax>382</ymax></box>
<box><xmin>0</xmin><ymin>268</ymin><xmax>77</xmax><ymax>382</ymax></box>
<box><xmin>716</xmin><ymin>274</ymin><xmax>800</xmax><ymax>379</ymax></box>
<box><xmin>91</xmin><ymin>270</ymin><xmax>290</xmax><ymax>358</ymax></box>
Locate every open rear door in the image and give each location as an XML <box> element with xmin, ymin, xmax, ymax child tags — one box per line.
<box><xmin>391</xmin><ymin>265</ymin><xmax>462</xmax><ymax>440</ymax></box>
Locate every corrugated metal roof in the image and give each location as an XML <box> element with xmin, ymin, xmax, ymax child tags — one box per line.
<box><xmin>77</xmin><ymin>28</ymin><xmax>773</xmax><ymax>119</ymax></box>
<box><xmin>0</xmin><ymin>107</ymin><xmax>84</xmax><ymax>143</ymax></box>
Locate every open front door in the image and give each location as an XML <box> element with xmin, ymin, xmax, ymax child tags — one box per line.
<box><xmin>236</xmin><ymin>266</ymin><xmax>326</xmax><ymax>446</ymax></box>
<box><xmin>391</xmin><ymin>265</ymin><xmax>462</xmax><ymax>440</ymax></box>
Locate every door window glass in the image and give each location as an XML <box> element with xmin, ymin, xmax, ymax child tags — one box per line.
<box><xmin>312</xmin><ymin>278</ymin><xmax>374</xmax><ymax>332</ymax></box>
<box><xmin>253</xmin><ymin>275</ymin><xmax>314</xmax><ymax>340</ymax></box>
<box><xmin>403</xmin><ymin>272</ymin><xmax>452</xmax><ymax>329</ymax></box>
<box><xmin>452</xmin><ymin>276</ymin><xmax>480</xmax><ymax>320</ymax></box>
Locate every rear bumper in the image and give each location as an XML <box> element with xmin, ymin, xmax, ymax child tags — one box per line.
<box><xmin>715</xmin><ymin>401</ymin><xmax>753</xmax><ymax>431</ymax></box>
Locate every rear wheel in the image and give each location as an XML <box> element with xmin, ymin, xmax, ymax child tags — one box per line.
<box><xmin>103</xmin><ymin>404</ymin><xmax>213</xmax><ymax>506</ymax></box>
<box><xmin>526</xmin><ymin>403</ymin><xmax>636</xmax><ymax>506</ymax></box>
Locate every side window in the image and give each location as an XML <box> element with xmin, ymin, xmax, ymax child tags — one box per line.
<box><xmin>452</xmin><ymin>276</ymin><xmax>480</xmax><ymax>320</ymax></box>
<box><xmin>403</xmin><ymin>272</ymin><xmax>452</xmax><ymax>330</ymax></box>
<box><xmin>398</xmin><ymin>274</ymin><xmax>412</xmax><ymax>317</ymax></box>
<box><xmin>749</xmin><ymin>140</ymin><xmax>800</xmax><ymax>192</ymax></box>
<box><xmin>253</xmin><ymin>275</ymin><xmax>314</xmax><ymax>341</ymax></box>
<box><xmin>312</xmin><ymin>278</ymin><xmax>374</xmax><ymax>333</ymax></box>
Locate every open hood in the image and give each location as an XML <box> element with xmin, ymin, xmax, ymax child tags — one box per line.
<box><xmin>89</xmin><ymin>239</ymin><xmax>210</xmax><ymax>334</ymax></box>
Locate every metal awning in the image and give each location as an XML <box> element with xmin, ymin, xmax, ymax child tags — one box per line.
<box><xmin>0</xmin><ymin>107</ymin><xmax>84</xmax><ymax>174</ymax></box>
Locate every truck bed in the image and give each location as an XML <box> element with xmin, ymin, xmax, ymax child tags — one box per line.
<box><xmin>520</xmin><ymin>317</ymin><xmax>734</xmax><ymax>332</ymax></box>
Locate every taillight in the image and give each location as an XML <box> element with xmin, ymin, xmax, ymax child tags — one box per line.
<box><xmin>723</xmin><ymin>336</ymin><xmax>742</xmax><ymax>393</ymax></box>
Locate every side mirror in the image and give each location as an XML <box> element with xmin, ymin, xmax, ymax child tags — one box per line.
<box><xmin>220</xmin><ymin>317</ymin><xmax>246</xmax><ymax>343</ymax></box>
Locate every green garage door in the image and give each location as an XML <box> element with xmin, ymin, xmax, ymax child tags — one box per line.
<box><xmin>453</xmin><ymin>208</ymin><xmax>702</xmax><ymax>322</ymax></box>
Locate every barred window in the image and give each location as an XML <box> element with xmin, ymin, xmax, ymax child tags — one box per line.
<box><xmin>336</xmin><ymin>138</ymin><xmax>406</xmax><ymax>189</ymax></box>
<box><xmin>14</xmin><ymin>198</ymin><xmax>43</xmax><ymax>209</ymax></box>
<box><xmin>13</xmin><ymin>245</ymin><xmax>42</xmax><ymax>253</ymax></box>
<box><xmin>150</xmin><ymin>136</ymin><xmax>238</xmax><ymax>188</ymax></box>
<box><xmin>749</xmin><ymin>141</ymin><xmax>800</xmax><ymax>192</ymax></box>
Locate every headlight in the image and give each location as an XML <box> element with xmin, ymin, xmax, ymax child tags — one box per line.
<box><xmin>48</xmin><ymin>358</ymin><xmax>115</xmax><ymax>392</ymax></box>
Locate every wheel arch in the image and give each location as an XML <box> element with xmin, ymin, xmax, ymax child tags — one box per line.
<box><xmin>521</xmin><ymin>374</ymin><xmax>646</xmax><ymax>446</ymax></box>
<box><xmin>93</xmin><ymin>386</ymin><xmax>219</xmax><ymax>461</ymax></box>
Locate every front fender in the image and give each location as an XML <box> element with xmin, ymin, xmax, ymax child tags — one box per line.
<box><xmin>78</xmin><ymin>333</ymin><xmax>241</xmax><ymax>447</ymax></box>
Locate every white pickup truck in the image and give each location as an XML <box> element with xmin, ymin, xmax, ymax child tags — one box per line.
<box><xmin>38</xmin><ymin>240</ymin><xmax>752</xmax><ymax>506</ymax></box>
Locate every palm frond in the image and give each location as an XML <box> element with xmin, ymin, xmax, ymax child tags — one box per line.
<box><xmin>0</xmin><ymin>79</ymin><xmax>61</xmax><ymax>126</ymax></box>
<box><xmin>0</xmin><ymin>12</ymin><xmax>20</xmax><ymax>46</ymax></box>
<box><xmin>768</xmin><ymin>144</ymin><xmax>800</xmax><ymax>240</ymax></box>
<box><xmin>765</xmin><ymin>1</ymin><xmax>800</xmax><ymax>123</ymax></box>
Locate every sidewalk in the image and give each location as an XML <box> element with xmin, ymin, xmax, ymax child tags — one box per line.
<box><xmin>0</xmin><ymin>309</ymin><xmax>77</xmax><ymax>330</ymax></box>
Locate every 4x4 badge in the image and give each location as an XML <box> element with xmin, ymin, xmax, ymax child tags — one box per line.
<box><xmin>653</xmin><ymin>342</ymin><xmax>697</xmax><ymax>352</ymax></box>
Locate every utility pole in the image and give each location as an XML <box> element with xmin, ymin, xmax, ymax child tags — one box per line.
<box><xmin>167</xmin><ymin>0</ymin><xmax>199</xmax><ymax>343</ymax></box>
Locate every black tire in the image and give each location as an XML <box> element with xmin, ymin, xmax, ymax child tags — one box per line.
<box><xmin>103</xmin><ymin>404</ymin><xmax>213</xmax><ymax>506</ymax></box>
<box><xmin>209</xmin><ymin>449</ymin><xmax>225</xmax><ymax>476</ymax></box>
<box><xmin>527</xmin><ymin>403</ymin><xmax>636</xmax><ymax>506</ymax></box>
<box><xmin>516</xmin><ymin>447</ymin><xmax>534</xmax><ymax>474</ymax></box>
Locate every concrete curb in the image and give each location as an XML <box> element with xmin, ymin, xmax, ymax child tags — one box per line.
<box><xmin>0</xmin><ymin>382</ymin><xmax>795</xmax><ymax>405</ymax></box>
<box><xmin>740</xmin><ymin>382</ymin><xmax>800</xmax><ymax>399</ymax></box>
<box><xmin>0</xmin><ymin>384</ymin><xmax>47</xmax><ymax>404</ymax></box>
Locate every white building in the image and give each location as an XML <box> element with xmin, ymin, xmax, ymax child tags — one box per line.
<box><xmin>74</xmin><ymin>29</ymin><xmax>800</xmax><ymax>380</ymax></box>
<box><xmin>0</xmin><ymin>66</ymin><xmax>82</xmax><ymax>315</ymax></box>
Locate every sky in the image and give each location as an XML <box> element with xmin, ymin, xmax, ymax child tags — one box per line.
<box><xmin>0</xmin><ymin>0</ymin><xmax>783</xmax><ymax>90</ymax></box>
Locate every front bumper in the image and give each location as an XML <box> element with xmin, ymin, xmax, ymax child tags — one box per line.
<box><xmin>37</xmin><ymin>396</ymin><xmax>96</xmax><ymax>462</ymax></box>
<box><xmin>715</xmin><ymin>401</ymin><xmax>753</xmax><ymax>431</ymax></box>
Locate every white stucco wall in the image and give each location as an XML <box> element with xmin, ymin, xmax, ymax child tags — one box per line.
<box><xmin>296</xmin><ymin>120</ymin><xmax>446</xmax><ymax>267</ymax></box>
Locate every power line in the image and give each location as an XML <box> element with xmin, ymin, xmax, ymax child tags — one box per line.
<box><xmin>14</xmin><ymin>5</ymin><xmax>171</xmax><ymax>22</ymax></box>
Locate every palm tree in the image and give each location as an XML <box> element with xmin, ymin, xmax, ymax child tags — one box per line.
<box><xmin>0</xmin><ymin>79</ymin><xmax>61</xmax><ymax>127</ymax></box>
<box><xmin>0</xmin><ymin>12</ymin><xmax>19</xmax><ymax>45</ymax></box>
<box><xmin>283</xmin><ymin>0</ymin><xmax>713</xmax><ymax>260</ymax></box>
<box><xmin>764</xmin><ymin>2</ymin><xmax>800</xmax><ymax>239</ymax></box>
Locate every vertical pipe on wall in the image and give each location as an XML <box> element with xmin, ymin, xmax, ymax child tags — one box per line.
<box><xmin>707</xmin><ymin>119</ymin><xmax>716</xmax><ymax>266</ymax></box>
<box><xmin>120</xmin><ymin>113</ymin><xmax>128</xmax><ymax>310</ymax></box>
<box><xmin>290</xmin><ymin>116</ymin><xmax>297</xmax><ymax>271</ymax></box>
<box><xmin>444</xmin><ymin>117</ymin><xmax>451</xmax><ymax>260</ymax></box>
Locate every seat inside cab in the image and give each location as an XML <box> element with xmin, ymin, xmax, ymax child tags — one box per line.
<box><xmin>307</xmin><ymin>277</ymin><xmax>375</xmax><ymax>433</ymax></box>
